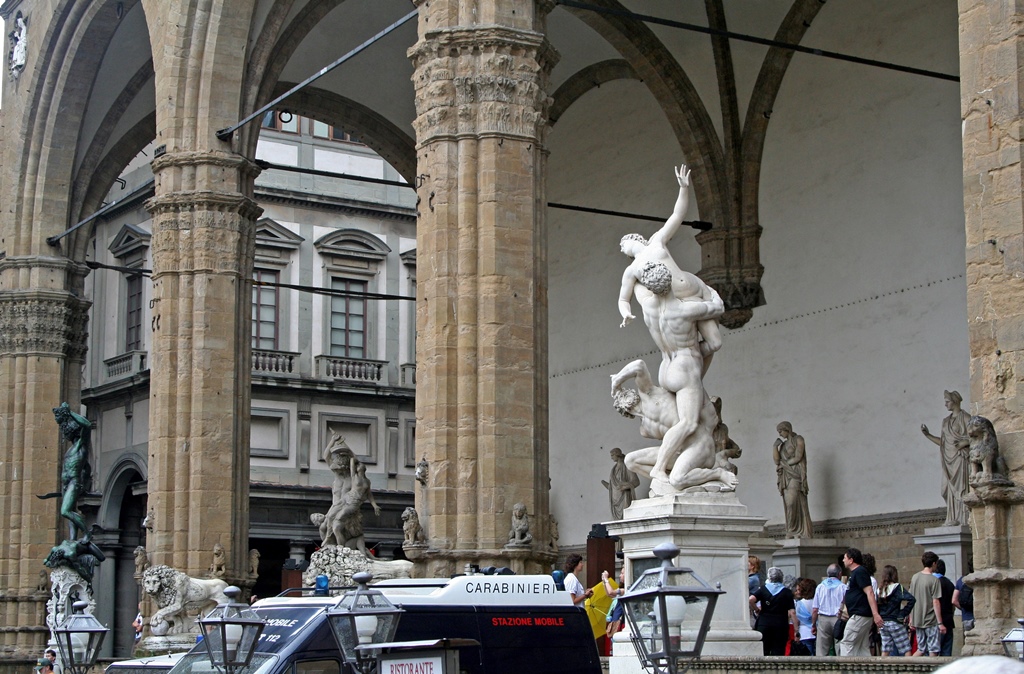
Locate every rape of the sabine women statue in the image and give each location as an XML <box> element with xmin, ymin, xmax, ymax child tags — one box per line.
<box><xmin>614</xmin><ymin>163</ymin><xmax>727</xmax><ymax>495</ymax></box>
<box><xmin>920</xmin><ymin>390</ymin><xmax>971</xmax><ymax>526</ymax></box>
<box><xmin>773</xmin><ymin>422</ymin><xmax>813</xmax><ymax>538</ymax></box>
<box><xmin>612</xmin><ymin>359</ymin><xmax>737</xmax><ymax>494</ymax></box>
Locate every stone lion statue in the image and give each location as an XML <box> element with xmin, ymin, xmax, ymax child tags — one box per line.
<box><xmin>507</xmin><ymin>502</ymin><xmax>533</xmax><ymax>546</ymax></box>
<box><xmin>402</xmin><ymin>507</ymin><xmax>426</xmax><ymax>545</ymax></box>
<box><xmin>142</xmin><ymin>565</ymin><xmax>230</xmax><ymax>636</ymax></box>
<box><xmin>968</xmin><ymin>415</ymin><xmax>1011</xmax><ymax>486</ymax></box>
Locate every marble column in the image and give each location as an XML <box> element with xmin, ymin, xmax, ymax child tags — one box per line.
<box><xmin>408</xmin><ymin>0</ymin><xmax>558</xmax><ymax>577</ymax></box>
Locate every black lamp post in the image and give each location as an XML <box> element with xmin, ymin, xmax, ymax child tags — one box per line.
<box><xmin>619</xmin><ymin>542</ymin><xmax>723</xmax><ymax>674</ymax></box>
<box><xmin>327</xmin><ymin>572</ymin><xmax>404</xmax><ymax>674</ymax></box>
<box><xmin>1003</xmin><ymin>618</ymin><xmax>1024</xmax><ymax>661</ymax></box>
<box><xmin>53</xmin><ymin>601</ymin><xmax>109</xmax><ymax>674</ymax></box>
<box><xmin>197</xmin><ymin>586</ymin><xmax>266</xmax><ymax>674</ymax></box>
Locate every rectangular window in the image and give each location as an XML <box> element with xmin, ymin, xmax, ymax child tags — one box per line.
<box><xmin>330</xmin><ymin>278</ymin><xmax>366</xmax><ymax>358</ymax></box>
<box><xmin>312</xmin><ymin>120</ymin><xmax>361</xmax><ymax>144</ymax></box>
<box><xmin>125</xmin><ymin>273</ymin><xmax>143</xmax><ymax>351</ymax></box>
<box><xmin>262</xmin><ymin>111</ymin><xmax>299</xmax><ymax>134</ymax></box>
<box><xmin>252</xmin><ymin>269</ymin><xmax>279</xmax><ymax>350</ymax></box>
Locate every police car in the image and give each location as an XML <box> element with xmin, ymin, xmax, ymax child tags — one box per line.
<box><xmin>163</xmin><ymin>573</ymin><xmax>601</xmax><ymax>674</ymax></box>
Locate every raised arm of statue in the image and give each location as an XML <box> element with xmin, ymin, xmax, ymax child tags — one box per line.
<box><xmin>649</xmin><ymin>165</ymin><xmax>691</xmax><ymax>247</ymax></box>
<box><xmin>921</xmin><ymin>424</ymin><xmax>940</xmax><ymax>446</ymax></box>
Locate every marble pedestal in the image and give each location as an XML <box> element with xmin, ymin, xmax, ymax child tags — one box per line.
<box><xmin>771</xmin><ymin>537</ymin><xmax>843</xmax><ymax>582</ymax></box>
<box><xmin>605</xmin><ymin>491</ymin><xmax>765</xmax><ymax>674</ymax></box>
<box><xmin>912</xmin><ymin>525</ymin><xmax>973</xmax><ymax>582</ymax></box>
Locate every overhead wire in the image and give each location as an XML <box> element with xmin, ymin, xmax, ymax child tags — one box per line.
<box><xmin>555</xmin><ymin>0</ymin><xmax>959</xmax><ymax>83</ymax></box>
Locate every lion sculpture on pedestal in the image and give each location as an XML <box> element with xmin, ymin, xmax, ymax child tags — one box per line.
<box><xmin>142</xmin><ymin>564</ymin><xmax>230</xmax><ymax>635</ymax></box>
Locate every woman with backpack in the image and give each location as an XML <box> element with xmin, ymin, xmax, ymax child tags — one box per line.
<box><xmin>877</xmin><ymin>564</ymin><xmax>916</xmax><ymax>656</ymax></box>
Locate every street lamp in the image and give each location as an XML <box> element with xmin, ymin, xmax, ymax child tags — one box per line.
<box><xmin>53</xmin><ymin>601</ymin><xmax>109</xmax><ymax>674</ymax></box>
<box><xmin>619</xmin><ymin>542</ymin><xmax>723</xmax><ymax>674</ymax></box>
<box><xmin>197</xmin><ymin>586</ymin><xmax>266</xmax><ymax>674</ymax></box>
<box><xmin>327</xmin><ymin>572</ymin><xmax>404</xmax><ymax>674</ymax></box>
<box><xmin>1003</xmin><ymin>618</ymin><xmax>1024</xmax><ymax>660</ymax></box>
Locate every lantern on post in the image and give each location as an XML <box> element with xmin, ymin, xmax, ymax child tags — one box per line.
<box><xmin>197</xmin><ymin>586</ymin><xmax>266</xmax><ymax>674</ymax></box>
<box><xmin>1003</xmin><ymin>618</ymin><xmax>1024</xmax><ymax>661</ymax></box>
<box><xmin>619</xmin><ymin>543</ymin><xmax>723</xmax><ymax>674</ymax></box>
<box><xmin>327</xmin><ymin>572</ymin><xmax>404</xmax><ymax>674</ymax></box>
<box><xmin>53</xmin><ymin>601</ymin><xmax>109</xmax><ymax>674</ymax></box>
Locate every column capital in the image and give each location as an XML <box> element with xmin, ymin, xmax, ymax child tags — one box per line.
<box><xmin>410</xmin><ymin>23</ymin><xmax>558</xmax><ymax>143</ymax></box>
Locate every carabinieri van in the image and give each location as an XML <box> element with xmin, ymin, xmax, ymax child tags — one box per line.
<box><xmin>162</xmin><ymin>574</ymin><xmax>601</xmax><ymax>674</ymax></box>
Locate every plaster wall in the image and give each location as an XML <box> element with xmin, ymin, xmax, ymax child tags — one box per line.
<box><xmin>547</xmin><ymin>0</ymin><xmax>967</xmax><ymax>546</ymax></box>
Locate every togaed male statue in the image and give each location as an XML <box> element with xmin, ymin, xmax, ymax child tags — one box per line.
<box><xmin>615</xmin><ymin>164</ymin><xmax>725</xmax><ymax>489</ymax></box>
<box><xmin>602</xmin><ymin>448</ymin><xmax>640</xmax><ymax>519</ymax></box>
<box><xmin>920</xmin><ymin>390</ymin><xmax>971</xmax><ymax>526</ymax></box>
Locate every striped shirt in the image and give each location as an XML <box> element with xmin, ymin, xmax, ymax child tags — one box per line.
<box><xmin>812</xmin><ymin>578</ymin><xmax>847</xmax><ymax>617</ymax></box>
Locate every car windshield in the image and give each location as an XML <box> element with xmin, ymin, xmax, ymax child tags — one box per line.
<box><xmin>168</xmin><ymin>653</ymin><xmax>277</xmax><ymax>674</ymax></box>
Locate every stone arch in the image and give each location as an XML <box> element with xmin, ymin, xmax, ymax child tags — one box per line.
<box><xmin>69</xmin><ymin>112</ymin><xmax>158</xmax><ymax>264</ymax></box>
<box><xmin>69</xmin><ymin>59</ymin><xmax>155</xmax><ymax>222</ymax></box>
<box><xmin>558</xmin><ymin>0</ymin><xmax>727</xmax><ymax>230</ymax></box>
<box><xmin>739</xmin><ymin>0</ymin><xmax>826</xmax><ymax>227</ymax></box>
<box><xmin>265</xmin><ymin>84</ymin><xmax>417</xmax><ymax>182</ymax></box>
<box><xmin>239</xmin><ymin>0</ymin><xmax>351</xmax><ymax>153</ymax></box>
<box><xmin>140</xmin><ymin>0</ymin><xmax>257</xmax><ymax>151</ymax></box>
<box><xmin>8</xmin><ymin>0</ymin><xmax>147</xmax><ymax>255</ymax></box>
<box><xmin>98</xmin><ymin>453</ymin><xmax>148</xmax><ymax>531</ymax></box>
<box><xmin>549</xmin><ymin>59</ymin><xmax>639</xmax><ymax>125</ymax></box>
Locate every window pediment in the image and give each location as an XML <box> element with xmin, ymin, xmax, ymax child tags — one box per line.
<box><xmin>255</xmin><ymin>218</ymin><xmax>304</xmax><ymax>251</ymax></box>
<box><xmin>108</xmin><ymin>223</ymin><xmax>151</xmax><ymax>259</ymax></box>
<box><xmin>315</xmin><ymin>229</ymin><xmax>390</xmax><ymax>263</ymax></box>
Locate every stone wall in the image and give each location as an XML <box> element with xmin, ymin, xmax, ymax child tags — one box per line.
<box><xmin>765</xmin><ymin>508</ymin><xmax>947</xmax><ymax>581</ymax></box>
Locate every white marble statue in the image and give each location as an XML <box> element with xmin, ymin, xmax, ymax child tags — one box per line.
<box><xmin>142</xmin><ymin>565</ymin><xmax>229</xmax><ymax>636</ymax></box>
<box><xmin>616</xmin><ymin>164</ymin><xmax>725</xmax><ymax>487</ymax></box>
<box><xmin>611</xmin><ymin>359</ymin><xmax>737</xmax><ymax>494</ymax></box>
<box><xmin>921</xmin><ymin>390</ymin><xmax>971</xmax><ymax>526</ymax></box>
<box><xmin>602</xmin><ymin>447</ymin><xmax>640</xmax><ymax>519</ymax></box>
<box><xmin>8</xmin><ymin>14</ymin><xmax>27</xmax><ymax>80</ymax></box>
<box><xmin>315</xmin><ymin>432</ymin><xmax>380</xmax><ymax>557</ymax></box>
<box><xmin>773</xmin><ymin>422</ymin><xmax>813</xmax><ymax>538</ymax></box>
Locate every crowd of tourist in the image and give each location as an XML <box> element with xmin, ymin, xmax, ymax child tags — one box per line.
<box><xmin>748</xmin><ymin>548</ymin><xmax>974</xmax><ymax>657</ymax></box>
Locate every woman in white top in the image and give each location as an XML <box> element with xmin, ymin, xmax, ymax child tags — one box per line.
<box><xmin>563</xmin><ymin>554</ymin><xmax>593</xmax><ymax>606</ymax></box>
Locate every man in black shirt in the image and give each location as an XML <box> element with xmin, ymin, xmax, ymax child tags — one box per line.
<box><xmin>935</xmin><ymin>559</ymin><xmax>956</xmax><ymax>656</ymax></box>
<box><xmin>837</xmin><ymin>547</ymin><xmax>883</xmax><ymax>656</ymax></box>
